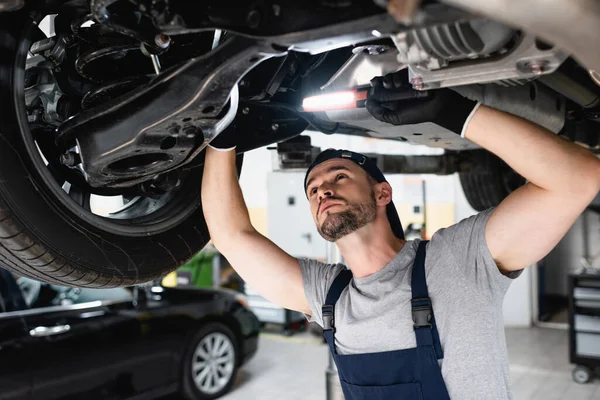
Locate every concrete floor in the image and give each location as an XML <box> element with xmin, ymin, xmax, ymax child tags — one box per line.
<box><xmin>218</xmin><ymin>327</ymin><xmax>600</xmax><ymax>400</ymax></box>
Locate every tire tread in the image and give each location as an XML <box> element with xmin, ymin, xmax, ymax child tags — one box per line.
<box><xmin>459</xmin><ymin>150</ymin><xmax>526</xmax><ymax>211</ymax></box>
<box><xmin>0</xmin><ymin>204</ymin><xmax>163</xmax><ymax>287</ymax></box>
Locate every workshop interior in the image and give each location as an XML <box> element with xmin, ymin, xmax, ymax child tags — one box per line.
<box><xmin>0</xmin><ymin>0</ymin><xmax>599</xmax><ymax>399</ymax></box>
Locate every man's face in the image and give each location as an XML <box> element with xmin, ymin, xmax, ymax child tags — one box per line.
<box><xmin>305</xmin><ymin>159</ymin><xmax>378</xmax><ymax>242</ymax></box>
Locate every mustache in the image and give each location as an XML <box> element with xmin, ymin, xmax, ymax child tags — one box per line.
<box><xmin>321</xmin><ymin>195</ymin><xmax>346</xmax><ymax>204</ymax></box>
<box><xmin>318</xmin><ymin>196</ymin><xmax>348</xmax><ymax>216</ymax></box>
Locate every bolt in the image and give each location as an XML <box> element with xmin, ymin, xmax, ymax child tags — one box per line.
<box><xmin>97</xmin><ymin>7</ymin><xmax>110</xmax><ymax>22</ymax></box>
<box><xmin>529</xmin><ymin>62</ymin><xmax>544</xmax><ymax>76</ymax></box>
<box><xmin>242</xmin><ymin>107</ymin><xmax>250</xmax><ymax>115</ymax></box>
<box><xmin>59</xmin><ymin>152</ymin><xmax>80</xmax><ymax>167</ymax></box>
<box><xmin>154</xmin><ymin>34</ymin><xmax>171</xmax><ymax>49</ymax></box>
<box><xmin>246</xmin><ymin>10</ymin><xmax>261</xmax><ymax>29</ymax></box>
<box><xmin>184</xmin><ymin>126</ymin><xmax>197</xmax><ymax>135</ymax></box>
<box><xmin>366</xmin><ymin>45</ymin><xmax>388</xmax><ymax>55</ymax></box>
<box><xmin>272</xmin><ymin>4</ymin><xmax>281</xmax><ymax>16</ymax></box>
<box><xmin>271</xmin><ymin>123</ymin><xmax>279</xmax><ymax>131</ymax></box>
<box><xmin>411</xmin><ymin>77</ymin><xmax>424</xmax><ymax>91</ymax></box>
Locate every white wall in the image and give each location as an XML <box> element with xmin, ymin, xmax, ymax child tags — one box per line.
<box><xmin>239</xmin><ymin>147</ymin><xmax>273</xmax><ymax>208</ymax></box>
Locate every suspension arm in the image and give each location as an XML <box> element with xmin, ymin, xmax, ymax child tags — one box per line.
<box><xmin>57</xmin><ymin>12</ymin><xmax>401</xmax><ymax>188</ymax></box>
<box><xmin>58</xmin><ymin>36</ymin><xmax>281</xmax><ymax>187</ymax></box>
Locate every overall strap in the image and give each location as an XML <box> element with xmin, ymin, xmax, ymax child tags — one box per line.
<box><xmin>411</xmin><ymin>240</ymin><xmax>444</xmax><ymax>359</ymax></box>
<box><xmin>322</xmin><ymin>268</ymin><xmax>353</xmax><ymax>354</ymax></box>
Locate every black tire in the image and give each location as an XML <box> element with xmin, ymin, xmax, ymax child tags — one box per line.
<box><xmin>181</xmin><ymin>323</ymin><xmax>239</xmax><ymax>400</ymax></box>
<box><xmin>458</xmin><ymin>150</ymin><xmax>526</xmax><ymax>211</ymax></box>
<box><xmin>0</xmin><ymin>4</ymin><xmax>237</xmax><ymax>287</ymax></box>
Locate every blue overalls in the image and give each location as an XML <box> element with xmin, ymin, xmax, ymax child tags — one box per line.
<box><xmin>322</xmin><ymin>241</ymin><xmax>450</xmax><ymax>399</ymax></box>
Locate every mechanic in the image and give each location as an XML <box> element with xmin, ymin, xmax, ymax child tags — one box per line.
<box><xmin>201</xmin><ymin>71</ymin><xmax>600</xmax><ymax>400</ymax></box>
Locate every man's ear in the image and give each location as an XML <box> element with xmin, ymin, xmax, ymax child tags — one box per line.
<box><xmin>374</xmin><ymin>182</ymin><xmax>393</xmax><ymax>206</ymax></box>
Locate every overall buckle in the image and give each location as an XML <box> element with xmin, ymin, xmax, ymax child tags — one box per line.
<box><xmin>411</xmin><ymin>297</ymin><xmax>432</xmax><ymax>328</ymax></box>
<box><xmin>322</xmin><ymin>305</ymin><xmax>335</xmax><ymax>332</ymax></box>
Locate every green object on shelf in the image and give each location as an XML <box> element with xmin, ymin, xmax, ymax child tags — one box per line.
<box><xmin>179</xmin><ymin>252</ymin><xmax>215</xmax><ymax>287</ymax></box>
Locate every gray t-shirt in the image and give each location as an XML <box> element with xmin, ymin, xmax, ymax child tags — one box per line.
<box><xmin>299</xmin><ymin>209</ymin><xmax>521</xmax><ymax>400</ymax></box>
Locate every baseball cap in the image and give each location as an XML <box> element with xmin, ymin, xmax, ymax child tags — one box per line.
<box><xmin>304</xmin><ymin>149</ymin><xmax>405</xmax><ymax>240</ymax></box>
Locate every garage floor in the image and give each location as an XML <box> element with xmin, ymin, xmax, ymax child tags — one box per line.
<box><xmin>219</xmin><ymin>327</ymin><xmax>600</xmax><ymax>400</ymax></box>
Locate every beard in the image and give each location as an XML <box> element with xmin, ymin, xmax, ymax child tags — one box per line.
<box><xmin>318</xmin><ymin>191</ymin><xmax>377</xmax><ymax>242</ymax></box>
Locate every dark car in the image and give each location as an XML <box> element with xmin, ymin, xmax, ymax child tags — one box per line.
<box><xmin>0</xmin><ymin>268</ymin><xmax>260</xmax><ymax>400</ymax></box>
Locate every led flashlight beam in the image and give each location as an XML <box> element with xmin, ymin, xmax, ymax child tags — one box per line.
<box><xmin>302</xmin><ymin>89</ymin><xmax>368</xmax><ymax>112</ymax></box>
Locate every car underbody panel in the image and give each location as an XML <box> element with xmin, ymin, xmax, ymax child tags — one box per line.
<box><xmin>21</xmin><ymin>0</ymin><xmax>600</xmax><ymax>192</ymax></box>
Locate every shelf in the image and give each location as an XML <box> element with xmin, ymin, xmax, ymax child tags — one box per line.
<box><xmin>575</xmin><ymin>304</ymin><xmax>600</xmax><ymax>316</ymax></box>
<box><xmin>575</xmin><ymin>314</ymin><xmax>600</xmax><ymax>333</ymax></box>
<box><xmin>576</xmin><ymin>280</ymin><xmax>600</xmax><ymax>289</ymax></box>
<box><xmin>571</xmin><ymin>274</ymin><xmax>600</xmax><ymax>366</ymax></box>
<box><xmin>575</xmin><ymin>329</ymin><xmax>600</xmax><ymax>336</ymax></box>
<box><xmin>574</xmin><ymin>287</ymin><xmax>600</xmax><ymax>300</ymax></box>
<box><xmin>576</xmin><ymin>331</ymin><xmax>600</xmax><ymax>358</ymax></box>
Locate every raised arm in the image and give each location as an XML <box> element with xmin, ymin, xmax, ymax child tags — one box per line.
<box><xmin>365</xmin><ymin>71</ymin><xmax>600</xmax><ymax>273</ymax></box>
<box><xmin>201</xmin><ymin>147</ymin><xmax>310</xmax><ymax>314</ymax></box>
<box><xmin>466</xmin><ymin>106</ymin><xmax>600</xmax><ymax>272</ymax></box>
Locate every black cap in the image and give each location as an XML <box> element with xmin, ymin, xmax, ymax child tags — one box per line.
<box><xmin>304</xmin><ymin>149</ymin><xmax>404</xmax><ymax>240</ymax></box>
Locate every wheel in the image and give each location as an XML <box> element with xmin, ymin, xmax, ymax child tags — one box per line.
<box><xmin>572</xmin><ymin>365</ymin><xmax>592</xmax><ymax>384</ymax></box>
<box><xmin>181</xmin><ymin>323</ymin><xmax>239</xmax><ymax>400</ymax></box>
<box><xmin>0</xmin><ymin>4</ymin><xmax>241</xmax><ymax>287</ymax></box>
<box><xmin>459</xmin><ymin>150</ymin><xmax>526</xmax><ymax>211</ymax></box>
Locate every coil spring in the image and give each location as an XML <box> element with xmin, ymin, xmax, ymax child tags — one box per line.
<box><xmin>71</xmin><ymin>19</ymin><xmax>153</xmax><ymax>109</ymax></box>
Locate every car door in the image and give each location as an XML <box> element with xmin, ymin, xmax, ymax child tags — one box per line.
<box><xmin>0</xmin><ymin>269</ymin><xmax>33</xmax><ymax>400</ymax></box>
<box><xmin>18</xmin><ymin>284</ymin><xmax>175</xmax><ymax>399</ymax></box>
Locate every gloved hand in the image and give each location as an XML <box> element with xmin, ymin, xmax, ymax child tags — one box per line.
<box><xmin>208</xmin><ymin>86</ymin><xmax>239</xmax><ymax>151</ymax></box>
<box><xmin>366</xmin><ymin>70</ymin><xmax>480</xmax><ymax>137</ymax></box>
<box><xmin>208</xmin><ymin>126</ymin><xmax>237</xmax><ymax>152</ymax></box>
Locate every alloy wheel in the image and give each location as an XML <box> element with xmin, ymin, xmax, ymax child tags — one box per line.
<box><xmin>191</xmin><ymin>332</ymin><xmax>236</xmax><ymax>395</ymax></box>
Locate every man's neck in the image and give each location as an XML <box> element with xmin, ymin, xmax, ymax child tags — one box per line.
<box><xmin>336</xmin><ymin>225</ymin><xmax>406</xmax><ymax>279</ymax></box>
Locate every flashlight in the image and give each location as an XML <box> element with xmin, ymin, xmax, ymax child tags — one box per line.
<box><xmin>302</xmin><ymin>86</ymin><xmax>429</xmax><ymax>112</ymax></box>
<box><xmin>302</xmin><ymin>88</ymin><xmax>368</xmax><ymax>112</ymax></box>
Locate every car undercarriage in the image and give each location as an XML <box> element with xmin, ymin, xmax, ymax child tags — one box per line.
<box><xmin>23</xmin><ymin>0</ymin><xmax>600</xmax><ymax>188</ymax></box>
<box><xmin>0</xmin><ymin>0</ymin><xmax>599</xmax><ymax>286</ymax></box>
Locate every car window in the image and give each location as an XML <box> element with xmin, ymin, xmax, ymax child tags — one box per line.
<box><xmin>14</xmin><ymin>276</ymin><xmax>132</xmax><ymax>308</ymax></box>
